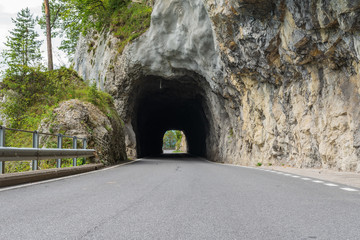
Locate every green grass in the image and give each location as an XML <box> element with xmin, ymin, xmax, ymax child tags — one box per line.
<box><xmin>172</xmin><ymin>150</ymin><xmax>184</xmax><ymax>153</ymax></box>
<box><xmin>1</xmin><ymin>67</ymin><xmax>118</xmax><ymax>173</ymax></box>
<box><xmin>110</xmin><ymin>2</ymin><xmax>152</xmax><ymax>53</ymax></box>
<box><xmin>257</xmin><ymin>162</ymin><xmax>262</xmax><ymax>167</ymax></box>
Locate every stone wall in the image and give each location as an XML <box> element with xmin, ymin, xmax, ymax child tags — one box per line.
<box><xmin>75</xmin><ymin>0</ymin><xmax>360</xmax><ymax>172</ymax></box>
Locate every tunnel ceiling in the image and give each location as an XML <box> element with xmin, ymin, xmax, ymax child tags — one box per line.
<box><xmin>132</xmin><ymin>75</ymin><xmax>210</xmax><ymax>158</ymax></box>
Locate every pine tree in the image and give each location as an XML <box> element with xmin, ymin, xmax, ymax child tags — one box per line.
<box><xmin>2</xmin><ymin>8</ymin><xmax>42</xmax><ymax>72</ymax></box>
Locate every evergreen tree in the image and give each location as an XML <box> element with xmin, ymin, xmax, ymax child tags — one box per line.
<box><xmin>2</xmin><ymin>8</ymin><xmax>42</xmax><ymax>72</ymax></box>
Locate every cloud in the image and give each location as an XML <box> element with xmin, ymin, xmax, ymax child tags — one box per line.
<box><xmin>1</xmin><ymin>1</ymin><xmax>42</xmax><ymax>14</ymax></box>
<box><xmin>0</xmin><ymin>12</ymin><xmax>13</xmax><ymax>52</ymax></box>
<box><xmin>0</xmin><ymin>2</ymin><xmax>69</xmax><ymax>69</ymax></box>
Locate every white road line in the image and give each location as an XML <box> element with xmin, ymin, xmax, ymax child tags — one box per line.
<box><xmin>205</xmin><ymin>160</ymin><xmax>360</xmax><ymax>192</ymax></box>
<box><xmin>312</xmin><ymin>180</ymin><xmax>324</xmax><ymax>183</ymax></box>
<box><xmin>324</xmin><ymin>183</ymin><xmax>338</xmax><ymax>187</ymax></box>
<box><xmin>0</xmin><ymin>159</ymin><xmax>140</xmax><ymax>193</ymax></box>
<box><xmin>340</xmin><ymin>188</ymin><xmax>358</xmax><ymax>192</ymax></box>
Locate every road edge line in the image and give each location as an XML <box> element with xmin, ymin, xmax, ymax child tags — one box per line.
<box><xmin>0</xmin><ymin>159</ymin><xmax>141</xmax><ymax>192</ymax></box>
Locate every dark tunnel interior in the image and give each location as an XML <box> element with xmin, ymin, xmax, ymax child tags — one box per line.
<box><xmin>132</xmin><ymin>75</ymin><xmax>209</xmax><ymax>158</ymax></box>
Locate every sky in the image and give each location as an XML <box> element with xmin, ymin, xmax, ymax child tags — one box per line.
<box><xmin>0</xmin><ymin>1</ymin><xmax>69</xmax><ymax>71</ymax></box>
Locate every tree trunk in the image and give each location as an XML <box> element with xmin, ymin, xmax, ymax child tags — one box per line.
<box><xmin>44</xmin><ymin>0</ymin><xmax>53</xmax><ymax>71</ymax></box>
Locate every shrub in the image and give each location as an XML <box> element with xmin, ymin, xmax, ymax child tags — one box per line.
<box><xmin>1</xmin><ymin>67</ymin><xmax>118</xmax><ymax>173</ymax></box>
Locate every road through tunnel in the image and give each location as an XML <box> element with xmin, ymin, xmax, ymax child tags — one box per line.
<box><xmin>130</xmin><ymin>75</ymin><xmax>211</xmax><ymax>158</ymax></box>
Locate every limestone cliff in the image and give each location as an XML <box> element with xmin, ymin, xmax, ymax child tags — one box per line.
<box><xmin>39</xmin><ymin>99</ymin><xmax>127</xmax><ymax>165</ymax></box>
<box><xmin>75</xmin><ymin>0</ymin><xmax>360</xmax><ymax>172</ymax></box>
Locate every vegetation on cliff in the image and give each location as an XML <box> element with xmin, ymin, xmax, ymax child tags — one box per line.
<box><xmin>110</xmin><ymin>2</ymin><xmax>152</xmax><ymax>53</ymax></box>
<box><xmin>38</xmin><ymin>0</ymin><xmax>152</xmax><ymax>58</ymax></box>
<box><xmin>0</xmin><ymin>1</ymin><xmax>152</xmax><ymax>172</ymax></box>
<box><xmin>0</xmin><ymin>3</ymin><xmax>136</xmax><ymax>173</ymax></box>
<box><xmin>0</xmin><ymin>67</ymin><xmax>117</xmax><ymax>172</ymax></box>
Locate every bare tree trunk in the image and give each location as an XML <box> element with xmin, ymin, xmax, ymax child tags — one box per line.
<box><xmin>44</xmin><ymin>0</ymin><xmax>53</xmax><ymax>71</ymax></box>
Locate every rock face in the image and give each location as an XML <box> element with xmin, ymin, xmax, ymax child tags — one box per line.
<box><xmin>39</xmin><ymin>99</ymin><xmax>127</xmax><ymax>165</ymax></box>
<box><xmin>75</xmin><ymin>0</ymin><xmax>360</xmax><ymax>172</ymax></box>
<box><xmin>179</xmin><ymin>133</ymin><xmax>188</xmax><ymax>153</ymax></box>
<box><xmin>73</xmin><ymin>31</ymin><xmax>119</xmax><ymax>91</ymax></box>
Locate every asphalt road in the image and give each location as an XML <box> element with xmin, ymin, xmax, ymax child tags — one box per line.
<box><xmin>1</xmin><ymin>154</ymin><xmax>360</xmax><ymax>240</ymax></box>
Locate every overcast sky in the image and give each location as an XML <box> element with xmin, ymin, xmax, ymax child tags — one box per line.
<box><xmin>0</xmin><ymin>1</ymin><xmax>69</xmax><ymax>71</ymax></box>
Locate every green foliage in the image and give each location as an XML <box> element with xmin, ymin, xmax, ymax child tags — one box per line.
<box><xmin>163</xmin><ymin>130</ymin><xmax>177</xmax><ymax>149</ymax></box>
<box><xmin>37</xmin><ymin>0</ymin><xmax>150</xmax><ymax>59</ymax></box>
<box><xmin>5</xmin><ymin>161</ymin><xmax>31</xmax><ymax>173</ymax></box>
<box><xmin>174</xmin><ymin>130</ymin><xmax>183</xmax><ymax>151</ymax></box>
<box><xmin>38</xmin><ymin>0</ymin><xmax>82</xmax><ymax>58</ymax></box>
<box><xmin>89</xmin><ymin>83</ymin><xmax>100</xmax><ymax>105</ymax></box>
<box><xmin>257</xmin><ymin>162</ymin><xmax>262</xmax><ymax>167</ymax></box>
<box><xmin>1</xmin><ymin>67</ymin><xmax>116</xmax><ymax>173</ymax></box>
<box><xmin>77</xmin><ymin>157</ymin><xmax>86</xmax><ymax>165</ymax></box>
<box><xmin>111</xmin><ymin>2</ymin><xmax>152</xmax><ymax>53</ymax></box>
<box><xmin>73</xmin><ymin>0</ymin><xmax>128</xmax><ymax>33</ymax></box>
<box><xmin>229</xmin><ymin>128</ymin><xmax>234</xmax><ymax>138</ymax></box>
<box><xmin>1</xmin><ymin>8</ymin><xmax>42</xmax><ymax>73</ymax></box>
<box><xmin>175</xmin><ymin>131</ymin><xmax>182</xmax><ymax>141</ymax></box>
<box><xmin>1</xmin><ymin>66</ymin><xmax>81</xmax><ymax>128</ymax></box>
<box><xmin>163</xmin><ymin>130</ymin><xmax>184</xmax><ymax>150</ymax></box>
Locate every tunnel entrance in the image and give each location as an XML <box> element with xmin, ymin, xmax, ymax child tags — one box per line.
<box><xmin>162</xmin><ymin>130</ymin><xmax>188</xmax><ymax>154</ymax></box>
<box><xmin>131</xmin><ymin>75</ymin><xmax>210</xmax><ymax>158</ymax></box>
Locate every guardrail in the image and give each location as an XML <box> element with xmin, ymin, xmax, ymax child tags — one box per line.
<box><xmin>0</xmin><ymin>126</ymin><xmax>95</xmax><ymax>174</ymax></box>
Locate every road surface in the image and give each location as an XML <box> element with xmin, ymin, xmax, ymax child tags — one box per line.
<box><xmin>0</xmin><ymin>154</ymin><xmax>359</xmax><ymax>239</ymax></box>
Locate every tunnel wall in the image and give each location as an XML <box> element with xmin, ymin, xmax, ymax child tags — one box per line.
<box><xmin>75</xmin><ymin>0</ymin><xmax>360</xmax><ymax>172</ymax></box>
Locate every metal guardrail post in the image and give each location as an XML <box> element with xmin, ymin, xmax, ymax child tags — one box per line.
<box><xmin>73</xmin><ymin>136</ymin><xmax>77</xmax><ymax>166</ymax></box>
<box><xmin>83</xmin><ymin>138</ymin><xmax>87</xmax><ymax>165</ymax></box>
<box><xmin>57</xmin><ymin>134</ymin><xmax>62</xmax><ymax>168</ymax></box>
<box><xmin>32</xmin><ymin>131</ymin><xmax>39</xmax><ymax>170</ymax></box>
<box><xmin>0</xmin><ymin>126</ymin><xmax>5</xmax><ymax>174</ymax></box>
<box><xmin>0</xmin><ymin>127</ymin><xmax>95</xmax><ymax>172</ymax></box>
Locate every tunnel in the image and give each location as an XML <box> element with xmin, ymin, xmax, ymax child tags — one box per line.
<box><xmin>130</xmin><ymin>75</ymin><xmax>210</xmax><ymax>158</ymax></box>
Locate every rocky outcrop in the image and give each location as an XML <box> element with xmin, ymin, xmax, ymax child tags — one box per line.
<box><xmin>179</xmin><ymin>133</ymin><xmax>187</xmax><ymax>153</ymax></box>
<box><xmin>75</xmin><ymin>0</ymin><xmax>360</xmax><ymax>172</ymax></box>
<box><xmin>39</xmin><ymin>99</ymin><xmax>127</xmax><ymax>165</ymax></box>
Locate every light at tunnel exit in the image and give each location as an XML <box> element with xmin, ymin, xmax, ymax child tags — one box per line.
<box><xmin>162</xmin><ymin>130</ymin><xmax>187</xmax><ymax>154</ymax></box>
